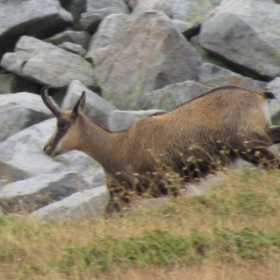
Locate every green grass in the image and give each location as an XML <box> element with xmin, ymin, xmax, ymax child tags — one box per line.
<box><xmin>1</xmin><ymin>169</ymin><xmax>280</xmax><ymax>279</ymax></box>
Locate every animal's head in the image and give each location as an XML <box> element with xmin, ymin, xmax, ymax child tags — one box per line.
<box><xmin>41</xmin><ymin>87</ymin><xmax>86</xmax><ymax>157</ymax></box>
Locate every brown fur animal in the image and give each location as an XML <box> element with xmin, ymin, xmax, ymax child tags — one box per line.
<box><xmin>41</xmin><ymin>86</ymin><xmax>280</xmax><ymax>213</ymax></box>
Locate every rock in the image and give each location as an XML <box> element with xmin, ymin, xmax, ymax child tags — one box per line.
<box><xmin>128</xmin><ymin>1</ymin><xmax>138</xmax><ymax>11</ymax></box>
<box><xmin>172</xmin><ymin>0</ymin><xmax>221</xmax><ymax>22</ymax></box>
<box><xmin>0</xmin><ymin>179</ymin><xmax>7</xmax><ymax>188</ymax></box>
<box><xmin>60</xmin><ymin>0</ymin><xmax>87</xmax><ymax>19</ymax></box>
<box><xmin>92</xmin><ymin>169</ymin><xmax>106</xmax><ymax>187</ymax></box>
<box><xmin>199</xmin><ymin>0</ymin><xmax>280</xmax><ymax>79</ymax></box>
<box><xmin>133</xmin><ymin>80</ymin><xmax>210</xmax><ymax>111</ymax></box>
<box><xmin>266</xmin><ymin>77</ymin><xmax>280</xmax><ymax>124</ymax></box>
<box><xmin>28</xmin><ymin>172</ymin><xmax>228</xmax><ymax>222</ymax></box>
<box><xmin>0</xmin><ymin>0</ymin><xmax>73</xmax><ymax>59</ymax></box>
<box><xmin>185</xmin><ymin>174</ymin><xmax>225</xmax><ymax>196</ymax></box>
<box><xmin>9</xmin><ymin>75</ymin><xmax>41</xmax><ymax>94</ymax></box>
<box><xmin>80</xmin><ymin>7</ymin><xmax>127</xmax><ymax>33</ymax></box>
<box><xmin>61</xmin><ymin>80</ymin><xmax>115</xmax><ymax>129</ymax></box>
<box><xmin>132</xmin><ymin>0</ymin><xmax>220</xmax><ymax>22</ymax></box>
<box><xmin>94</xmin><ymin>12</ymin><xmax>201</xmax><ymax>109</ymax></box>
<box><xmin>108</xmin><ymin>109</ymin><xmax>165</xmax><ymax>132</ymax></box>
<box><xmin>190</xmin><ymin>35</ymin><xmax>229</xmax><ymax>67</ymax></box>
<box><xmin>86</xmin><ymin>0</ymin><xmax>129</xmax><ymax>14</ymax></box>
<box><xmin>58</xmin><ymin>42</ymin><xmax>86</xmax><ymax>56</ymax></box>
<box><xmin>83</xmin><ymin>0</ymin><xmax>130</xmax><ymax>31</ymax></box>
<box><xmin>0</xmin><ymin>92</ymin><xmax>53</xmax><ymax>142</ymax></box>
<box><xmin>172</xmin><ymin>19</ymin><xmax>200</xmax><ymax>40</ymax></box>
<box><xmin>45</xmin><ymin>30</ymin><xmax>91</xmax><ymax>50</ymax></box>
<box><xmin>0</xmin><ymin>118</ymin><xmax>99</xmax><ymax>182</ymax></box>
<box><xmin>0</xmin><ymin>73</ymin><xmax>13</xmax><ymax>94</ymax></box>
<box><xmin>0</xmin><ymin>73</ymin><xmax>40</xmax><ymax>95</ymax></box>
<box><xmin>30</xmin><ymin>185</ymin><xmax>109</xmax><ymax>222</ymax></box>
<box><xmin>59</xmin><ymin>0</ymin><xmax>87</xmax><ymax>30</ymax></box>
<box><xmin>0</xmin><ymin>172</ymin><xmax>91</xmax><ymax>213</ymax></box>
<box><xmin>85</xmin><ymin>13</ymin><xmax>129</xmax><ymax>63</ymax></box>
<box><xmin>132</xmin><ymin>0</ymin><xmax>173</xmax><ymax>18</ymax></box>
<box><xmin>0</xmin><ymin>36</ymin><xmax>96</xmax><ymax>90</ymax></box>
<box><xmin>198</xmin><ymin>63</ymin><xmax>266</xmax><ymax>91</ymax></box>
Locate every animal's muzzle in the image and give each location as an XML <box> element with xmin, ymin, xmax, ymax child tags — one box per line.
<box><xmin>43</xmin><ymin>144</ymin><xmax>54</xmax><ymax>156</ymax></box>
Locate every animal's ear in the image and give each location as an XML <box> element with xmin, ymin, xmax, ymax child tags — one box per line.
<box><xmin>72</xmin><ymin>91</ymin><xmax>86</xmax><ymax>117</ymax></box>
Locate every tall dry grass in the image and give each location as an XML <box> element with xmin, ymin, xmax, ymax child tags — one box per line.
<box><xmin>1</xmin><ymin>168</ymin><xmax>280</xmax><ymax>279</ymax></box>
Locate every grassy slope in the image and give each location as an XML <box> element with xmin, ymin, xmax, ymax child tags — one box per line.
<box><xmin>1</xmin><ymin>168</ymin><xmax>280</xmax><ymax>279</ymax></box>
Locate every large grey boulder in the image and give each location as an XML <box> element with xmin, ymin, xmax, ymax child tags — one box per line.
<box><xmin>0</xmin><ymin>92</ymin><xmax>53</xmax><ymax>142</ymax></box>
<box><xmin>62</xmin><ymin>80</ymin><xmax>115</xmax><ymax>129</ymax></box>
<box><xmin>0</xmin><ymin>118</ymin><xmax>99</xmax><ymax>182</ymax></box>
<box><xmin>85</xmin><ymin>13</ymin><xmax>129</xmax><ymax>63</ymax></box>
<box><xmin>0</xmin><ymin>0</ymin><xmax>73</xmax><ymax>58</ymax></box>
<box><xmin>94</xmin><ymin>12</ymin><xmax>201</xmax><ymax>109</ymax></box>
<box><xmin>199</xmin><ymin>63</ymin><xmax>266</xmax><ymax>91</ymax></box>
<box><xmin>0</xmin><ymin>172</ymin><xmax>91</xmax><ymax>213</ymax></box>
<box><xmin>133</xmin><ymin>80</ymin><xmax>210</xmax><ymax>111</ymax></box>
<box><xmin>200</xmin><ymin>0</ymin><xmax>280</xmax><ymax>79</ymax></box>
<box><xmin>108</xmin><ymin>109</ymin><xmax>165</xmax><ymax>132</ymax></box>
<box><xmin>1</xmin><ymin>36</ymin><xmax>96</xmax><ymax>89</ymax></box>
<box><xmin>30</xmin><ymin>185</ymin><xmax>109</xmax><ymax>222</ymax></box>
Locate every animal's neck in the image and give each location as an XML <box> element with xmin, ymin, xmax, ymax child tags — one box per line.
<box><xmin>77</xmin><ymin>114</ymin><xmax>123</xmax><ymax>168</ymax></box>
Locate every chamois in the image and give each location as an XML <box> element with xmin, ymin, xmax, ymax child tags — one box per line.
<box><xmin>41</xmin><ymin>86</ymin><xmax>280</xmax><ymax>213</ymax></box>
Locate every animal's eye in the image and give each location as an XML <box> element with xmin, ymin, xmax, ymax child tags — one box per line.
<box><xmin>57</xmin><ymin>122</ymin><xmax>65</xmax><ymax>129</ymax></box>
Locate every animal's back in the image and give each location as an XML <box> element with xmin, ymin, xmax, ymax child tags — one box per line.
<box><xmin>131</xmin><ymin>86</ymin><xmax>269</xmax><ymax>143</ymax></box>
<box><xmin>167</xmin><ymin>86</ymin><xmax>270</xmax><ymax>133</ymax></box>
<box><xmin>120</xmin><ymin>87</ymin><xmax>271</xmax><ymax>173</ymax></box>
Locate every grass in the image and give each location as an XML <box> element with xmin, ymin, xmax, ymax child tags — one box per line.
<box><xmin>1</xmin><ymin>168</ymin><xmax>280</xmax><ymax>279</ymax></box>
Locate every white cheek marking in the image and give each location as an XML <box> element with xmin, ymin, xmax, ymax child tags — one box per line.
<box><xmin>56</xmin><ymin>140</ymin><xmax>62</xmax><ymax>152</ymax></box>
<box><xmin>55</xmin><ymin>133</ymin><xmax>72</xmax><ymax>154</ymax></box>
<box><xmin>263</xmin><ymin>101</ymin><xmax>271</xmax><ymax>126</ymax></box>
<box><xmin>53</xmin><ymin>129</ymin><xmax>67</xmax><ymax>154</ymax></box>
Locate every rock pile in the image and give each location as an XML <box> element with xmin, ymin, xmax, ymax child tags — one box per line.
<box><xmin>0</xmin><ymin>0</ymin><xmax>280</xmax><ymax>221</ymax></box>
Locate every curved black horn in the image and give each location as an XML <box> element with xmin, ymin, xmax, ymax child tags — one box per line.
<box><xmin>41</xmin><ymin>86</ymin><xmax>61</xmax><ymax>117</ymax></box>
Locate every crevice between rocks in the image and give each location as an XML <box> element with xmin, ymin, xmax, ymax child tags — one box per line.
<box><xmin>202</xmin><ymin>48</ymin><xmax>273</xmax><ymax>82</ymax></box>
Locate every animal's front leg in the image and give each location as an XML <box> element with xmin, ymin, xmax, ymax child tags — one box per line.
<box><xmin>105</xmin><ymin>185</ymin><xmax>131</xmax><ymax>214</ymax></box>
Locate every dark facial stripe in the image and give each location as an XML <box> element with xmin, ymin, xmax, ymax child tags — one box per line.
<box><xmin>50</xmin><ymin>127</ymin><xmax>68</xmax><ymax>151</ymax></box>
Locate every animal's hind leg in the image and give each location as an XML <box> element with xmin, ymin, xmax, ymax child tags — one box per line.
<box><xmin>266</xmin><ymin>126</ymin><xmax>280</xmax><ymax>144</ymax></box>
<box><xmin>240</xmin><ymin>147</ymin><xmax>280</xmax><ymax>170</ymax></box>
<box><xmin>237</xmin><ymin>127</ymin><xmax>280</xmax><ymax>170</ymax></box>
